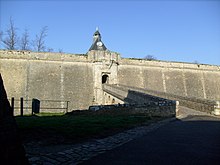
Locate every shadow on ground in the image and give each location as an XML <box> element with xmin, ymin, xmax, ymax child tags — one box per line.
<box><xmin>81</xmin><ymin>115</ymin><xmax>220</xmax><ymax>165</ymax></box>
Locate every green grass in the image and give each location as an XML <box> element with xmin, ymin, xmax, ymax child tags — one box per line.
<box><xmin>15</xmin><ymin>112</ymin><xmax>162</xmax><ymax>144</ymax></box>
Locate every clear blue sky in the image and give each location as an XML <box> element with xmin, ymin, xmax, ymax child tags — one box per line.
<box><xmin>0</xmin><ymin>0</ymin><xmax>220</xmax><ymax>65</ymax></box>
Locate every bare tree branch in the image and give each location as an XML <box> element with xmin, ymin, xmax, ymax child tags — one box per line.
<box><xmin>20</xmin><ymin>29</ymin><xmax>30</xmax><ymax>50</ymax></box>
<box><xmin>2</xmin><ymin>17</ymin><xmax>19</xmax><ymax>50</ymax></box>
<box><xmin>47</xmin><ymin>47</ymin><xmax>54</xmax><ymax>52</ymax></box>
<box><xmin>32</xmin><ymin>26</ymin><xmax>48</xmax><ymax>52</ymax></box>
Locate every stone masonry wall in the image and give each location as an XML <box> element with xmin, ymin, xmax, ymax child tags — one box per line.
<box><xmin>119</xmin><ymin>58</ymin><xmax>220</xmax><ymax>101</ymax></box>
<box><xmin>1</xmin><ymin>50</ymin><xmax>220</xmax><ymax>115</ymax></box>
<box><xmin>0</xmin><ymin>50</ymin><xmax>93</xmax><ymax>114</ymax></box>
<box><xmin>119</xmin><ymin>84</ymin><xmax>218</xmax><ymax>114</ymax></box>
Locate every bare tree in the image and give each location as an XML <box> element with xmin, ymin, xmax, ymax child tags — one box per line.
<box><xmin>144</xmin><ymin>55</ymin><xmax>157</xmax><ymax>61</ymax></box>
<box><xmin>32</xmin><ymin>26</ymin><xmax>48</xmax><ymax>52</ymax></box>
<box><xmin>58</xmin><ymin>48</ymin><xmax>63</xmax><ymax>53</ymax></box>
<box><xmin>47</xmin><ymin>47</ymin><xmax>54</xmax><ymax>52</ymax></box>
<box><xmin>20</xmin><ymin>29</ymin><xmax>30</xmax><ymax>50</ymax></box>
<box><xmin>2</xmin><ymin>17</ymin><xmax>19</xmax><ymax>50</ymax></box>
<box><xmin>193</xmin><ymin>60</ymin><xmax>200</xmax><ymax>64</ymax></box>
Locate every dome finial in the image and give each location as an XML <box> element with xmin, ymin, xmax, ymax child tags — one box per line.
<box><xmin>96</xmin><ymin>27</ymin><xmax>99</xmax><ymax>31</ymax></box>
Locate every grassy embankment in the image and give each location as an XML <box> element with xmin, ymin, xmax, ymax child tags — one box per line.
<box><xmin>15</xmin><ymin>111</ymin><xmax>163</xmax><ymax>145</ymax></box>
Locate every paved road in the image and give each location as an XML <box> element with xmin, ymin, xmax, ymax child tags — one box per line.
<box><xmin>26</xmin><ymin>107</ymin><xmax>220</xmax><ymax>164</ymax></box>
<box><xmin>81</xmin><ymin>108</ymin><xmax>220</xmax><ymax>165</ymax></box>
<box><xmin>26</xmin><ymin>115</ymin><xmax>176</xmax><ymax>164</ymax></box>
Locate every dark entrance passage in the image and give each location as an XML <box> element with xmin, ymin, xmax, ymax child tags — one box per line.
<box><xmin>102</xmin><ymin>75</ymin><xmax>109</xmax><ymax>84</ymax></box>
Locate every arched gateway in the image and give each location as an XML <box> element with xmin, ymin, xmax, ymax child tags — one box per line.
<box><xmin>87</xmin><ymin>28</ymin><xmax>120</xmax><ymax>105</ymax></box>
<box><xmin>102</xmin><ymin>75</ymin><xmax>109</xmax><ymax>84</ymax></box>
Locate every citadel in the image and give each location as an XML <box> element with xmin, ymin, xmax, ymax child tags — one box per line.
<box><xmin>0</xmin><ymin>29</ymin><xmax>220</xmax><ymax>115</ymax></box>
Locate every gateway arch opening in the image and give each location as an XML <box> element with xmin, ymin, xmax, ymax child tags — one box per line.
<box><xmin>102</xmin><ymin>75</ymin><xmax>109</xmax><ymax>84</ymax></box>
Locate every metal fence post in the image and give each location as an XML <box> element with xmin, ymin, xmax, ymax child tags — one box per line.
<box><xmin>11</xmin><ymin>97</ymin><xmax>14</xmax><ymax>116</ymax></box>
<box><xmin>20</xmin><ymin>97</ymin><xmax>23</xmax><ymax>116</ymax></box>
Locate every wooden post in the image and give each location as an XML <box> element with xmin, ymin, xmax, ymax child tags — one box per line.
<box><xmin>20</xmin><ymin>97</ymin><xmax>23</xmax><ymax>116</ymax></box>
<box><xmin>11</xmin><ymin>97</ymin><xmax>14</xmax><ymax>116</ymax></box>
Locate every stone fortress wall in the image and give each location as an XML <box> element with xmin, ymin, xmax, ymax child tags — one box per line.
<box><xmin>0</xmin><ymin>50</ymin><xmax>94</xmax><ymax>114</ymax></box>
<box><xmin>119</xmin><ymin>58</ymin><xmax>220</xmax><ymax>101</ymax></box>
<box><xmin>0</xmin><ymin>49</ymin><xmax>220</xmax><ymax>115</ymax></box>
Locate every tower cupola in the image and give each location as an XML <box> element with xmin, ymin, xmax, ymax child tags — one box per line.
<box><xmin>89</xmin><ymin>28</ymin><xmax>107</xmax><ymax>51</ymax></box>
<box><xmin>93</xmin><ymin>28</ymin><xmax>101</xmax><ymax>42</ymax></box>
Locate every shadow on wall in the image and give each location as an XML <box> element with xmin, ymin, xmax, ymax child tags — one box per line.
<box><xmin>0</xmin><ymin>74</ymin><xmax>29</xmax><ymax>164</ymax></box>
<box><xmin>118</xmin><ymin>84</ymin><xmax>219</xmax><ymax>115</ymax></box>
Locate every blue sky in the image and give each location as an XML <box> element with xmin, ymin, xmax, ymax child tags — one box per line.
<box><xmin>0</xmin><ymin>0</ymin><xmax>220</xmax><ymax>65</ymax></box>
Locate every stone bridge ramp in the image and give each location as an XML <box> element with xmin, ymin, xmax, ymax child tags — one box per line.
<box><xmin>102</xmin><ymin>84</ymin><xmax>178</xmax><ymax>117</ymax></box>
<box><xmin>103</xmin><ymin>84</ymin><xmax>220</xmax><ymax>116</ymax></box>
<box><xmin>102</xmin><ymin>84</ymin><xmax>137</xmax><ymax>104</ymax></box>
<box><xmin>102</xmin><ymin>84</ymin><xmax>175</xmax><ymax>106</ymax></box>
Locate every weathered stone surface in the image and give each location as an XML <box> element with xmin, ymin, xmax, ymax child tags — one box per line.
<box><xmin>119</xmin><ymin>58</ymin><xmax>220</xmax><ymax>101</ymax></box>
<box><xmin>0</xmin><ymin>49</ymin><xmax>220</xmax><ymax>115</ymax></box>
<box><xmin>0</xmin><ymin>74</ymin><xmax>29</xmax><ymax>164</ymax></box>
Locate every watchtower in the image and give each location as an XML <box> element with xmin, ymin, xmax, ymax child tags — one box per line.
<box><xmin>87</xmin><ymin>28</ymin><xmax>121</xmax><ymax>105</ymax></box>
